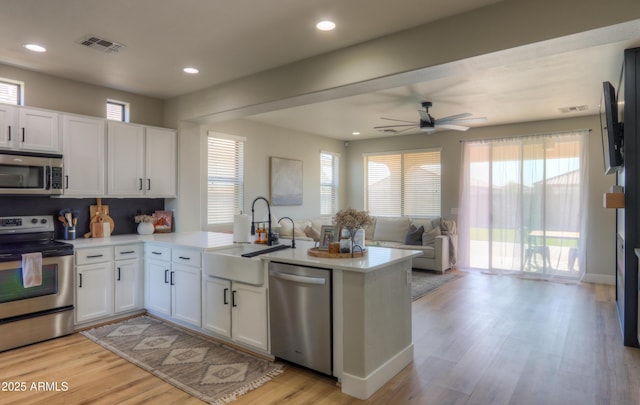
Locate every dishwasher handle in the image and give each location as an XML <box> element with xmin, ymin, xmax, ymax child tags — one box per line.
<box><xmin>271</xmin><ymin>271</ymin><xmax>326</xmax><ymax>285</ymax></box>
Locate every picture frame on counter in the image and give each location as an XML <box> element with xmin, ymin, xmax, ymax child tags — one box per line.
<box><xmin>154</xmin><ymin>210</ymin><xmax>172</xmax><ymax>233</ymax></box>
<box><xmin>319</xmin><ymin>225</ymin><xmax>338</xmax><ymax>250</ymax></box>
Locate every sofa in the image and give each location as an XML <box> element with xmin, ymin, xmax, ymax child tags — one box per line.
<box><xmin>276</xmin><ymin>216</ymin><xmax>457</xmax><ymax>273</ymax></box>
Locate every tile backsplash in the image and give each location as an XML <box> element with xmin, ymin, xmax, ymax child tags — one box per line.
<box><xmin>0</xmin><ymin>196</ymin><xmax>165</xmax><ymax>239</ymax></box>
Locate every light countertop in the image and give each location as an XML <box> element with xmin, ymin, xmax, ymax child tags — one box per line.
<box><xmin>64</xmin><ymin>231</ymin><xmax>234</xmax><ymax>250</ymax></box>
<box><xmin>257</xmin><ymin>240</ymin><xmax>421</xmax><ymax>272</ymax></box>
<box><xmin>65</xmin><ymin>232</ymin><xmax>420</xmax><ymax>272</ymax></box>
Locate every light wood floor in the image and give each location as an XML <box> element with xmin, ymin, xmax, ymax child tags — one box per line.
<box><xmin>1</xmin><ymin>270</ymin><xmax>639</xmax><ymax>404</ymax></box>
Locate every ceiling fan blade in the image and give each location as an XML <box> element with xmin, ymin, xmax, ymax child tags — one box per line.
<box><xmin>373</xmin><ymin>124</ymin><xmax>417</xmax><ymax>129</ymax></box>
<box><xmin>446</xmin><ymin>116</ymin><xmax>487</xmax><ymax>124</ymax></box>
<box><xmin>375</xmin><ymin>125</ymin><xmax>418</xmax><ymax>135</ymax></box>
<box><xmin>379</xmin><ymin>117</ymin><xmax>416</xmax><ymax>124</ymax></box>
<box><xmin>434</xmin><ymin>113</ymin><xmax>472</xmax><ymax>123</ymax></box>
<box><xmin>435</xmin><ymin>124</ymin><xmax>470</xmax><ymax>131</ymax></box>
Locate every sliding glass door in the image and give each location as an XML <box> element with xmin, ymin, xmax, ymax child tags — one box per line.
<box><xmin>459</xmin><ymin>130</ymin><xmax>588</xmax><ymax>280</ymax></box>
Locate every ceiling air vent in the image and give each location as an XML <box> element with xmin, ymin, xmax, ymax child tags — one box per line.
<box><xmin>77</xmin><ymin>35</ymin><xmax>126</xmax><ymax>54</ymax></box>
<box><xmin>558</xmin><ymin>105</ymin><xmax>588</xmax><ymax>114</ymax></box>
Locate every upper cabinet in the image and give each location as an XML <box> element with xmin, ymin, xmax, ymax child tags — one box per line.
<box><xmin>62</xmin><ymin>114</ymin><xmax>106</xmax><ymax>196</ymax></box>
<box><xmin>107</xmin><ymin>121</ymin><xmax>176</xmax><ymax>198</ymax></box>
<box><xmin>0</xmin><ymin>105</ymin><xmax>61</xmax><ymax>153</ymax></box>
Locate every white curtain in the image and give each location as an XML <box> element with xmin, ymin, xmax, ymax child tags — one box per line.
<box><xmin>458</xmin><ymin>130</ymin><xmax>589</xmax><ymax>281</ymax></box>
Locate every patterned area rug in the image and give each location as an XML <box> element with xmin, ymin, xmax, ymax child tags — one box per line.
<box><xmin>412</xmin><ymin>270</ymin><xmax>462</xmax><ymax>301</ymax></box>
<box><xmin>81</xmin><ymin>316</ymin><xmax>282</xmax><ymax>404</ymax></box>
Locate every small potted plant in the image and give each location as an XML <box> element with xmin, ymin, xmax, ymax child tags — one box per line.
<box><xmin>135</xmin><ymin>214</ymin><xmax>155</xmax><ymax>235</ymax></box>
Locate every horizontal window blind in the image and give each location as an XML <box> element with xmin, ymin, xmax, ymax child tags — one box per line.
<box><xmin>366</xmin><ymin>149</ymin><xmax>441</xmax><ymax>217</ymax></box>
<box><xmin>320</xmin><ymin>152</ymin><xmax>339</xmax><ymax>216</ymax></box>
<box><xmin>207</xmin><ymin>134</ymin><xmax>244</xmax><ymax>225</ymax></box>
<box><xmin>0</xmin><ymin>80</ymin><xmax>20</xmax><ymax>105</ymax></box>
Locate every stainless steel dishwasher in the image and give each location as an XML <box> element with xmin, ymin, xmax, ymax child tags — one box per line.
<box><xmin>269</xmin><ymin>261</ymin><xmax>332</xmax><ymax>375</ymax></box>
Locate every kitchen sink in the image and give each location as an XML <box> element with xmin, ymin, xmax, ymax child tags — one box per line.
<box><xmin>203</xmin><ymin>244</ymin><xmax>289</xmax><ymax>285</ymax></box>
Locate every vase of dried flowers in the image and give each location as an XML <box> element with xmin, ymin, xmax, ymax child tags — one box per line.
<box><xmin>135</xmin><ymin>214</ymin><xmax>155</xmax><ymax>235</ymax></box>
<box><xmin>334</xmin><ymin>208</ymin><xmax>372</xmax><ymax>255</ymax></box>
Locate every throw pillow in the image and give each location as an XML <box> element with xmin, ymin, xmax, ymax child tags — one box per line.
<box><xmin>304</xmin><ymin>225</ymin><xmax>320</xmax><ymax>241</ymax></box>
<box><xmin>405</xmin><ymin>224</ymin><xmax>424</xmax><ymax>245</ymax></box>
<box><xmin>422</xmin><ymin>226</ymin><xmax>441</xmax><ymax>246</ymax></box>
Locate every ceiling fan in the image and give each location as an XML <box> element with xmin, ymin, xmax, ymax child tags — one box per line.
<box><xmin>374</xmin><ymin>101</ymin><xmax>487</xmax><ymax>134</ymax></box>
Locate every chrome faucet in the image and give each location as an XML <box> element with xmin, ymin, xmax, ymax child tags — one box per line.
<box><xmin>278</xmin><ymin>217</ymin><xmax>296</xmax><ymax>249</ymax></box>
<box><xmin>251</xmin><ymin>196</ymin><xmax>274</xmax><ymax>246</ymax></box>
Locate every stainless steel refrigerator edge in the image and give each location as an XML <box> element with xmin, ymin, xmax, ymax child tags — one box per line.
<box><xmin>268</xmin><ymin>262</ymin><xmax>332</xmax><ymax>375</ymax></box>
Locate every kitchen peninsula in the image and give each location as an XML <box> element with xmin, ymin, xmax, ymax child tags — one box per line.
<box><xmin>67</xmin><ymin>231</ymin><xmax>420</xmax><ymax>400</ymax></box>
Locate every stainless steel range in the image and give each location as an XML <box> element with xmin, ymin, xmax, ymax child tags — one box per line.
<box><xmin>0</xmin><ymin>215</ymin><xmax>74</xmax><ymax>352</ymax></box>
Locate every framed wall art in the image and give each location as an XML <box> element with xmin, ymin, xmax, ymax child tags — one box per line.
<box><xmin>270</xmin><ymin>157</ymin><xmax>303</xmax><ymax>206</ymax></box>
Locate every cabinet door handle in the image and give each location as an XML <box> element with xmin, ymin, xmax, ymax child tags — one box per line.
<box><xmin>147</xmin><ymin>178</ymin><xmax>151</xmax><ymax>191</ymax></box>
<box><xmin>232</xmin><ymin>290</ymin><xmax>237</xmax><ymax>307</ymax></box>
<box><xmin>178</xmin><ymin>256</ymin><xmax>191</xmax><ymax>260</ymax></box>
<box><xmin>21</xmin><ymin>127</ymin><xmax>25</xmax><ymax>142</ymax></box>
<box><xmin>7</xmin><ymin>125</ymin><xmax>10</xmax><ymax>141</ymax></box>
<box><xmin>139</xmin><ymin>178</ymin><xmax>143</xmax><ymax>190</ymax></box>
<box><xmin>117</xmin><ymin>267</ymin><xmax>121</xmax><ymax>281</ymax></box>
<box><xmin>65</xmin><ymin>175</ymin><xmax>69</xmax><ymax>189</ymax></box>
<box><xmin>79</xmin><ymin>273</ymin><xmax>83</xmax><ymax>288</ymax></box>
<box><xmin>170</xmin><ymin>271</ymin><xmax>175</xmax><ymax>286</ymax></box>
<box><xmin>120</xmin><ymin>250</ymin><xmax>135</xmax><ymax>255</ymax></box>
<box><xmin>86</xmin><ymin>254</ymin><xmax>104</xmax><ymax>259</ymax></box>
<box><xmin>152</xmin><ymin>251</ymin><xmax>162</xmax><ymax>255</ymax></box>
<box><xmin>223</xmin><ymin>288</ymin><xmax>229</xmax><ymax>305</ymax></box>
<box><xmin>164</xmin><ymin>269</ymin><xmax>169</xmax><ymax>284</ymax></box>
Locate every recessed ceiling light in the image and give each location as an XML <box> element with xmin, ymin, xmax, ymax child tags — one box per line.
<box><xmin>316</xmin><ymin>20</ymin><xmax>336</xmax><ymax>31</ymax></box>
<box><xmin>24</xmin><ymin>43</ymin><xmax>46</xmax><ymax>53</ymax></box>
<box><xmin>352</xmin><ymin>131</ymin><xmax>361</xmax><ymax>136</ymax></box>
<box><xmin>183</xmin><ymin>67</ymin><xmax>199</xmax><ymax>74</ymax></box>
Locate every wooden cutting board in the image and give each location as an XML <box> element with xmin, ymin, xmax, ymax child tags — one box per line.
<box><xmin>91</xmin><ymin>217</ymin><xmax>104</xmax><ymax>238</ymax></box>
<box><xmin>90</xmin><ymin>197</ymin><xmax>109</xmax><ymax>218</ymax></box>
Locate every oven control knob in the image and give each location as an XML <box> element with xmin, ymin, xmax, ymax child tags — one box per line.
<box><xmin>31</xmin><ymin>218</ymin><xmax>38</xmax><ymax>224</ymax></box>
<box><xmin>40</xmin><ymin>218</ymin><xmax>48</xmax><ymax>224</ymax></box>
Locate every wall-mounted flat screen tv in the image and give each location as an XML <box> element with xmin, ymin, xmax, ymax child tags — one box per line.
<box><xmin>600</xmin><ymin>81</ymin><xmax>623</xmax><ymax>175</ymax></box>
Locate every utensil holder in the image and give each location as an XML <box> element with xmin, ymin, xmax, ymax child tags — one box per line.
<box><xmin>64</xmin><ymin>226</ymin><xmax>76</xmax><ymax>240</ymax></box>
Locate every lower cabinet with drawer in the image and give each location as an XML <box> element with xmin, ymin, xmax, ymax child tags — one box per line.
<box><xmin>144</xmin><ymin>244</ymin><xmax>202</xmax><ymax>328</ymax></box>
<box><xmin>75</xmin><ymin>244</ymin><xmax>143</xmax><ymax>325</ymax></box>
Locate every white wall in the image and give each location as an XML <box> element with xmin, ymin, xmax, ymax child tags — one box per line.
<box><xmin>167</xmin><ymin>118</ymin><xmax>347</xmax><ymax>233</ymax></box>
<box><xmin>345</xmin><ymin>115</ymin><xmax>616</xmax><ymax>281</ymax></box>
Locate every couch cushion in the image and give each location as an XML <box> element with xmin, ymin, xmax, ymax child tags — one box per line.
<box><xmin>392</xmin><ymin>244</ymin><xmax>436</xmax><ymax>259</ymax></box>
<box><xmin>374</xmin><ymin>217</ymin><xmax>411</xmax><ymax>243</ymax></box>
<box><xmin>422</xmin><ymin>226</ymin><xmax>441</xmax><ymax>246</ymax></box>
<box><xmin>405</xmin><ymin>225</ymin><xmax>424</xmax><ymax>245</ymax></box>
<box><xmin>279</xmin><ymin>219</ymin><xmax>309</xmax><ymax>238</ymax></box>
<box><xmin>410</xmin><ymin>218</ymin><xmax>436</xmax><ymax>232</ymax></box>
<box><xmin>362</xmin><ymin>216</ymin><xmax>377</xmax><ymax>241</ymax></box>
<box><xmin>310</xmin><ymin>217</ymin><xmax>333</xmax><ymax>233</ymax></box>
<box><xmin>304</xmin><ymin>225</ymin><xmax>320</xmax><ymax>241</ymax></box>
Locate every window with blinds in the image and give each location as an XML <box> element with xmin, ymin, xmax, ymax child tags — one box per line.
<box><xmin>207</xmin><ymin>132</ymin><xmax>245</xmax><ymax>225</ymax></box>
<box><xmin>320</xmin><ymin>151</ymin><xmax>339</xmax><ymax>216</ymax></box>
<box><xmin>365</xmin><ymin>149</ymin><xmax>441</xmax><ymax>217</ymax></box>
<box><xmin>106</xmin><ymin>99</ymin><xmax>129</xmax><ymax>122</ymax></box>
<box><xmin>0</xmin><ymin>79</ymin><xmax>22</xmax><ymax>105</ymax></box>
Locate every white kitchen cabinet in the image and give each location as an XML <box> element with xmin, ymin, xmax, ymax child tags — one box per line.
<box><xmin>76</xmin><ymin>261</ymin><xmax>113</xmax><ymax>324</ymax></box>
<box><xmin>0</xmin><ymin>105</ymin><xmax>60</xmax><ymax>153</ymax></box>
<box><xmin>62</xmin><ymin>114</ymin><xmax>106</xmax><ymax>196</ymax></box>
<box><xmin>75</xmin><ymin>244</ymin><xmax>143</xmax><ymax>325</ymax></box>
<box><xmin>144</xmin><ymin>126</ymin><xmax>177</xmax><ymax>197</ymax></box>
<box><xmin>203</xmin><ymin>276</ymin><xmax>268</xmax><ymax>351</ymax></box>
<box><xmin>144</xmin><ymin>244</ymin><xmax>201</xmax><ymax>327</ymax></box>
<box><xmin>75</xmin><ymin>247</ymin><xmax>114</xmax><ymax>325</ymax></box>
<box><xmin>107</xmin><ymin>121</ymin><xmax>176</xmax><ymax>197</ymax></box>
<box><xmin>0</xmin><ymin>104</ymin><xmax>16</xmax><ymax>149</ymax></box>
<box><xmin>107</xmin><ymin>121</ymin><xmax>144</xmax><ymax>196</ymax></box>
<box><xmin>171</xmin><ymin>263</ymin><xmax>201</xmax><ymax>326</ymax></box>
<box><xmin>114</xmin><ymin>244</ymin><xmax>143</xmax><ymax>314</ymax></box>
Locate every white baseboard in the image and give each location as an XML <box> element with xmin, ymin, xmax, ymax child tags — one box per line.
<box><xmin>341</xmin><ymin>343</ymin><xmax>413</xmax><ymax>399</ymax></box>
<box><xmin>584</xmin><ymin>273</ymin><xmax>615</xmax><ymax>285</ymax></box>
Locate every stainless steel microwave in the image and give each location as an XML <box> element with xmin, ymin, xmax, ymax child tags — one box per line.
<box><xmin>0</xmin><ymin>151</ymin><xmax>64</xmax><ymax>195</ymax></box>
